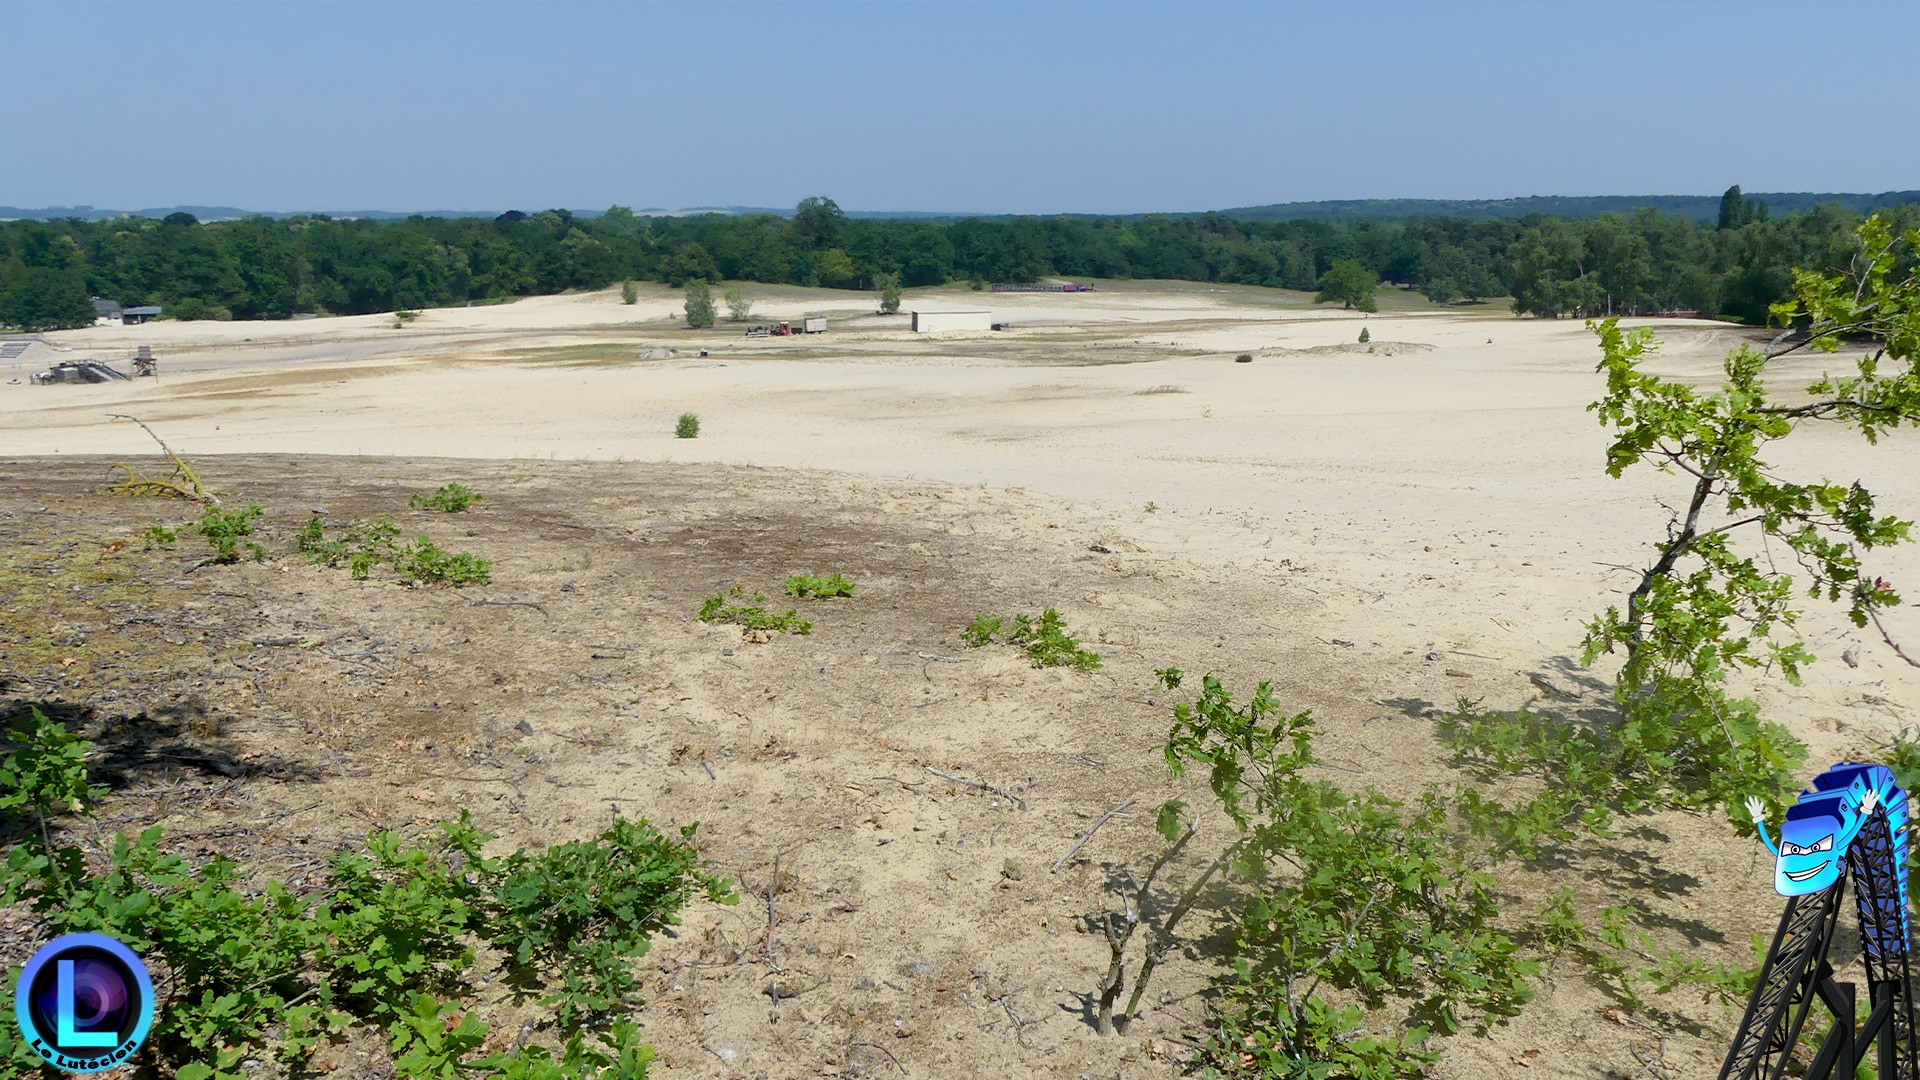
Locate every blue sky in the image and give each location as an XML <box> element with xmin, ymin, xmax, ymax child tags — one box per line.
<box><xmin>3</xmin><ymin>0</ymin><xmax>1914</xmax><ymax>215</ymax></box>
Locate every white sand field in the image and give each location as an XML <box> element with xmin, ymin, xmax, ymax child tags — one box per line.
<box><xmin>5</xmin><ymin>282</ymin><xmax>1919</xmax><ymax>738</ymax></box>
<box><xmin>9</xmin><ymin>281</ymin><xmax>1920</xmax><ymax>1076</ymax></box>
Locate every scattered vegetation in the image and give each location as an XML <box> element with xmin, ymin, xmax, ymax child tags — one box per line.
<box><xmin>394</xmin><ymin>537</ymin><xmax>493</xmax><ymax>587</ymax></box>
<box><xmin>392</xmin><ymin>308</ymin><xmax>420</xmax><ymax>329</ymax></box>
<box><xmin>410</xmin><ymin>482</ymin><xmax>483</xmax><ymax>513</ymax></box>
<box><xmin>299</xmin><ymin>515</ymin><xmax>491</xmax><ymax>586</ymax></box>
<box><xmin>696</xmin><ymin>586</ymin><xmax>812</xmax><ymax>636</ymax></box>
<box><xmin>190</xmin><ymin>503</ymin><xmax>266</xmax><ymax>564</ymax></box>
<box><xmin>0</xmin><ymin>707</ymin><xmax>731</xmax><ymax>1078</ymax></box>
<box><xmin>141</xmin><ymin>524</ymin><xmax>178</xmax><ymax>549</ymax></box>
<box><xmin>785</xmin><ymin>573</ymin><xmax>855</xmax><ymax>598</ymax></box>
<box><xmin>961</xmin><ymin>608</ymin><xmax>1100</xmax><ymax>670</ymax></box>
<box><xmin>675</xmin><ymin>412</ymin><xmax>700</xmax><ymax>439</ymax></box>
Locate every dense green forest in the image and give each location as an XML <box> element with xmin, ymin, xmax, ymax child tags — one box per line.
<box><xmin>4</xmin><ymin>191</ymin><xmax>1916</xmax><ymax>332</ymax></box>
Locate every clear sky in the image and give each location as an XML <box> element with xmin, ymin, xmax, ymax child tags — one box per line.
<box><xmin>3</xmin><ymin>0</ymin><xmax>1915</xmax><ymax>215</ymax></box>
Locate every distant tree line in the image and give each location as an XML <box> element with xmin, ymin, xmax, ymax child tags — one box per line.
<box><xmin>4</xmin><ymin>190</ymin><xmax>1914</xmax><ymax>331</ymax></box>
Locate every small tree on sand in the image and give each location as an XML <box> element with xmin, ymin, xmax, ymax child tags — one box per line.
<box><xmin>683</xmin><ymin>281</ymin><xmax>715</xmax><ymax>328</ymax></box>
<box><xmin>621</xmin><ymin>280</ymin><xmax>638</xmax><ymax>305</ymax></box>
<box><xmin>875</xmin><ymin>271</ymin><xmax>903</xmax><ymax>314</ymax></box>
<box><xmin>723</xmin><ymin>287</ymin><xmax>753</xmax><ymax>321</ymax></box>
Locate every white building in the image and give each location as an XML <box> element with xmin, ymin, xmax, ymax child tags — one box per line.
<box><xmin>910</xmin><ymin>308</ymin><xmax>992</xmax><ymax>333</ymax></box>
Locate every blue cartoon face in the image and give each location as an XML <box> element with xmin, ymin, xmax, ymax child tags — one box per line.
<box><xmin>1775</xmin><ymin>812</ymin><xmax>1844</xmax><ymax>895</ymax></box>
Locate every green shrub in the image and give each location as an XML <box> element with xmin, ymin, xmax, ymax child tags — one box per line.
<box><xmin>696</xmin><ymin>586</ymin><xmax>811</xmax><ymax>635</ymax></box>
<box><xmin>960</xmin><ymin>609</ymin><xmax>1100</xmax><ymax>669</ymax></box>
<box><xmin>785</xmin><ymin>573</ymin><xmax>855</xmax><ymax>598</ymax></box>
<box><xmin>1358</xmin><ymin>326</ymin><xmax>1371</xmax><ymax>343</ymax></box>
<box><xmin>300</xmin><ymin>516</ymin><xmax>489</xmax><ymax>587</ymax></box>
<box><xmin>1234</xmin><ymin>353</ymin><xmax>1252</xmax><ymax>363</ymax></box>
<box><xmin>410</xmin><ymin>482</ymin><xmax>483</xmax><ymax>513</ymax></box>
<box><xmin>0</xmin><ymin>708</ymin><xmax>732</xmax><ymax>1077</ymax></box>
<box><xmin>396</xmin><ymin>537</ymin><xmax>492</xmax><ymax>587</ymax></box>
<box><xmin>142</xmin><ymin>524</ymin><xmax>178</xmax><ymax>549</ymax></box>
<box><xmin>961</xmin><ymin>615</ymin><xmax>1003</xmax><ymax>647</ymax></box>
<box><xmin>1093</xmin><ymin>673</ymin><xmax>1534</xmax><ymax>1076</ymax></box>
<box><xmin>190</xmin><ymin>503</ymin><xmax>265</xmax><ymax>563</ymax></box>
<box><xmin>675</xmin><ymin>413</ymin><xmax>700</xmax><ymax>439</ymax></box>
<box><xmin>620</xmin><ymin>280</ymin><xmax>639</xmax><ymax>305</ymax></box>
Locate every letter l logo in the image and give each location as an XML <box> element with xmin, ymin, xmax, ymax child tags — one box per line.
<box><xmin>56</xmin><ymin>960</ymin><xmax>117</xmax><ymax>1047</ymax></box>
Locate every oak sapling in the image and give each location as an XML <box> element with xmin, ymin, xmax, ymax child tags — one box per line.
<box><xmin>786</xmin><ymin>573</ymin><xmax>855</xmax><ymax>598</ymax></box>
<box><xmin>191</xmin><ymin>503</ymin><xmax>265</xmax><ymax>563</ymax></box>
<box><xmin>697</xmin><ymin>586</ymin><xmax>811</xmax><ymax>635</ymax></box>
<box><xmin>410</xmin><ymin>482</ymin><xmax>482</xmax><ymax>512</ymax></box>
<box><xmin>0</xmin><ymin>709</ymin><xmax>733</xmax><ymax>1076</ymax></box>
<box><xmin>1445</xmin><ymin>216</ymin><xmax>1920</xmax><ymax>835</ymax></box>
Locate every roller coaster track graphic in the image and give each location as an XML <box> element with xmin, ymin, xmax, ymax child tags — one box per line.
<box><xmin>1719</xmin><ymin>812</ymin><xmax>1916</xmax><ymax>1080</ymax></box>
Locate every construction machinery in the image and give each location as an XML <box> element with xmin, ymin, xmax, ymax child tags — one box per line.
<box><xmin>31</xmin><ymin>360</ymin><xmax>130</xmax><ymax>385</ymax></box>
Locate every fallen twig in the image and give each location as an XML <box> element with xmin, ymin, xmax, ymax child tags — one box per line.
<box><xmin>103</xmin><ymin>413</ymin><xmax>223</xmax><ymax>505</ymax></box>
<box><xmin>925</xmin><ymin>765</ymin><xmax>1028</xmax><ymax>809</ymax></box>
<box><xmin>1868</xmin><ymin>606</ymin><xmax>1920</xmax><ymax>669</ymax></box>
<box><xmin>465</xmin><ymin>598</ymin><xmax>549</xmax><ymax>616</ymax></box>
<box><xmin>1052</xmin><ymin>796</ymin><xmax>1137</xmax><ymax>872</ymax></box>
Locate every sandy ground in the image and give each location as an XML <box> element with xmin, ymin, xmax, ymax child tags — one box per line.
<box><xmin>4</xmin><ymin>282</ymin><xmax>1920</xmax><ymax>1078</ymax></box>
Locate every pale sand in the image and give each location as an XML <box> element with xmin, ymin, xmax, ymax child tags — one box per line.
<box><xmin>5</xmin><ymin>282</ymin><xmax>1917</xmax><ymax>735</ymax></box>
<box><xmin>8</xmin><ymin>281</ymin><xmax>1920</xmax><ymax>1075</ymax></box>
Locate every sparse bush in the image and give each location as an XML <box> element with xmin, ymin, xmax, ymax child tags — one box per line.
<box><xmin>676</xmin><ymin>412</ymin><xmax>700</xmax><ymax>439</ymax></box>
<box><xmin>191</xmin><ymin>503</ymin><xmax>265</xmax><ymax>563</ymax></box>
<box><xmin>142</xmin><ymin>524</ymin><xmax>178</xmax><ymax>549</ymax></box>
<box><xmin>1234</xmin><ymin>352</ymin><xmax>1252</xmax><ymax>363</ymax></box>
<box><xmin>786</xmin><ymin>573</ymin><xmax>855</xmax><ymax>598</ymax></box>
<box><xmin>410</xmin><ymin>482</ymin><xmax>483</xmax><ymax>513</ymax></box>
<box><xmin>961</xmin><ymin>615</ymin><xmax>1003</xmax><ymax>647</ymax></box>
<box><xmin>300</xmin><ymin>515</ymin><xmax>488</xmax><ymax>587</ymax></box>
<box><xmin>395</xmin><ymin>537</ymin><xmax>492</xmax><ymax>587</ymax></box>
<box><xmin>1358</xmin><ymin>326</ymin><xmax>1371</xmax><ymax>343</ymax></box>
<box><xmin>620</xmin><ymin>280</ymin><xmax>639</xmax><ymax>305</ymax></box>
<box><xmin>0</xmin><ymin>709</ymin><xmax>732</xmax><ymax>1077</ymax></box>
<box><xmin>696</xmin><ymin>586</ymin><xmax>812</xmax><ymax>635</ymax></box>
<box><xmin>875</xmin><ymin>271</ymin><xmax>902</xmax><ymax>314</ymax></box>
<box><xmin>683</xmin><ymin>281</ymin><xmax>715</xmax><ymax>328</ymax></box>
<box><xmin>1093</xmin><ymin>672</ymin><xmax>1536</xmax><ymax>1077</ymax></box>
<box><xmin>392</xmin><ymin>309</ymin><xmax>420</xmax><ymax>329</ymax></box>
<box><xmin>961</xmin><ymin>609</ymin><xmax>1099</xmax><ymax>669</ymax></box>
<box><xmin>723</xmin><ymin>287</ymin><xmax>753</xmax><ymax>321</ymax></box>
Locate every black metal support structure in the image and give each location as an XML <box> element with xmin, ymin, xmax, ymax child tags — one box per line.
<box><xmin>1718</xmin><ymin>817</ymin><xmax>1916</xmax><ymax>1080</ymax></box>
